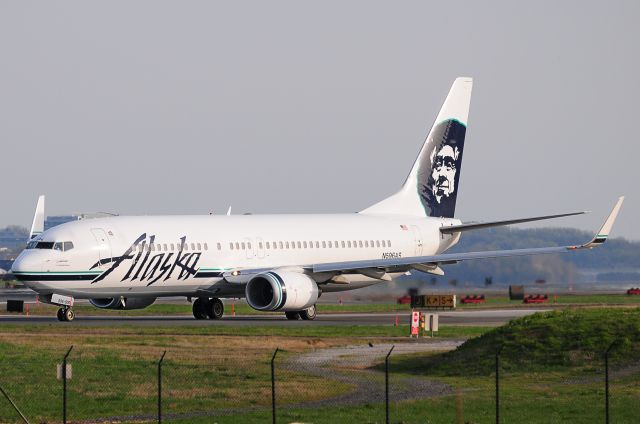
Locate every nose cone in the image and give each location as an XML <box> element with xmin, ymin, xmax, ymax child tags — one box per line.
<box><xmin>11</xmin><ymin>251</ymin><xmax>44</xmax><ymax>274</ymax></box>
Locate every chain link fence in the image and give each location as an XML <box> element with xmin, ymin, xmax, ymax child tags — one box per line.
<box><xmin>0</xmin><ymin>343</ymin><xmax>636</xmax><ymax>423</ymax></box>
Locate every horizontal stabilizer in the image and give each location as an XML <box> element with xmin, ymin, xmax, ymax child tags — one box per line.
<box><xmin>440</xmin><ymin>211</ymin><xmax>587</xmax><ymax>234</ymax></box>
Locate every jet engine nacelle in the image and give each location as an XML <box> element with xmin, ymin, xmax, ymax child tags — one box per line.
<box><xmin>245</xmin><ymin>271</ymin><xmax>318</xmax><ymax>312</ymax></box>
<box><xmin>89</xmin><ymin>297</ymin><xmax>156</xmax><ymax>310</ymax></box>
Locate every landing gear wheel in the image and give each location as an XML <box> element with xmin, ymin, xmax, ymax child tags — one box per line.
<box><xmin>57</xmin><ymin>308</ymin><xmax>65</xmax><ymax>321</ymax></box>
<box><xmin>192</xmin><ymin>298</ymin><xmax>208</xmax><ymax>320</ymax></box>
<box><xmin>206</xmin><ymin>298</ymin><xmax>224</xmax><ymax>319</ymax></box>
<box><xmin>285</xmin><ymin>311</ymin><xmax>301</xmax><ymax>320</ymax></box>
<box><xmin>63</xmin><ymin>308</ymin><xmax>75</xmax><ymax>322</ymax></box>
<box><xmin>299</xmin><ymin>305</ymin><xmax>317</xmax><ymax>321</ymax></box>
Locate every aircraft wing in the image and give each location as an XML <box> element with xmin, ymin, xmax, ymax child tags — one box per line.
<box><xmin>223</xmin><ymin>197</ymin><xmax>623</xmax><ymax>282</ymax></box>
<box><xmin>439</xmin><ymin>211</ymin><xmax>587</xmax><ymax>234</ymax></box>
<box><xmin>313</xmin><ymin>197</ymin><xmax>624</xmax><ymax>274</ymax></box>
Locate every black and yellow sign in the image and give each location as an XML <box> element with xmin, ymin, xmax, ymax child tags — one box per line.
<box><xmin>411</xmin><ymin>294</ymin><xmax>456</xmax><ymax>309</ymax></box>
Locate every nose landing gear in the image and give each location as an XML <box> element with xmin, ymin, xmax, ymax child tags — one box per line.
<box><xmin>57</xmin><ymin>307</ymin><xmax>75</xmax><ymax>322</ymax></box>
<box><xmin>192</xmin><ymin>297</ymin><xmax>224</xmax><ymax>320</ymax></box>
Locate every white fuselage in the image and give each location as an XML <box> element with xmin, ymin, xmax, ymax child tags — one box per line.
<box><xmin>12</xmin><ymin>213</ymin><xmax>461</xmax><ymax>300</ymax></box>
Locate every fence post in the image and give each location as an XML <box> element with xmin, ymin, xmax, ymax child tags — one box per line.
<box><xmin>271</xmin><ymin>348</ymin><xmax>279</xmax><ymax>424</ymax></box>
<box><xmin>62</xmin><ymin>346</ymin><xmax>73</xmax><ymax>424</ymax></box>
<box><xmin>495</xmin><ymin>346</ymin><xmax>503</xmax><ymax>424</ymax></box>
<box><xmin>0</xmin><ymin>384</ymin><xmax>30</xmax><ymax>424</ymax></box>
<box><xmin>605</xmin><ymin>342</ymin><xmax>616</xmax><ymax>424</ymax></box>
<box><xmin>158</xmin><ymin>351</ymin><xmax>166</xmax><ymax>424</ymax></box>
<box><xmin>385</xmin><ymin>345</ymin><xmax>395</xmax><ymax>424</ymax></box>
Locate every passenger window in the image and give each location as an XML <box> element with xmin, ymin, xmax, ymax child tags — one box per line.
<box><xmin>229</xmin><ymin>243</ymin><xmax>234</xmax><ymax>250</ymax></box>
<box><xmin>63</xmin><ymin>241</ymin><xmax>74</xmax><ymax>251</ymax></box>
<box><xmin>248</xmin><ymin>242</ymin><xmax>252</xmax><ymax>250</ymax></box>
<box><xmin>303</xmin><ymin>241</ymin><xmax>307</xmax><ymax>248</ymax></box>
<box><xmin>285</xmin><ymin>242</ymin><xmax>290</xmax><ymax>249</ymax></box>
<box><xmin>365</xmin><ymin>241</ymin><xmax>369</xmax><ymax>248</ymax></box>
<box><xmin>204</xmin><ymin>243</ymin><xmax>208</xmax><ymax>250</ymax></box>
<box><xmin>388</xmin><ymin>240</ymin><xmax>392</xmax><ymax>247</ymax></box>
<box><xmin>54</xmin><ymin>242</ymin><xmax>63</xmax><ymax>251</ymax></box>
<box><xmin>266</xmin><ymin>242</ymin><xmax>271</xmax><ymax>249</ymax></box>
<box><xmin>235</xmin><ymin>242</ymin><xmax>240</xmax><ymax>250</ymax></box>
<box><xmin>162</xmin><ymin>243</ymin><xmax>167</xmax><ymax>251</ymax></box>
<box><xmin>197</xmin><ymin>243</ymin><xmax>201</xmax><ymax>250</ymax></box>
<box><xmin>259</xmin><ymin>242</ymin><xmax>263</xmax><ymax>249</ymax></box>
<box><xmin>334</xmin><ymin>240</ymin><xmax>338</xmax><ymax>247</ymax></box>
<box><xmin>327</xmin><ymin>241</ymin><xmax>332</xmax><ymax>248</ymax></box>
<box><xmin>278</xmin><ymin>241</ymin><xmax>283</xmax><ymax>249</ymax></box>
<box><xmin>217</xmin><ymin>243</ymin><xmax>221</xmax><ymax>250</ymax></box>
<box><xmin>241</xmin><ymin>242</ymin><xmax>246</xmax><ymax>250</ymax></box>
<box><xmin>376</xmin><ymin>240</ymin><xmax>380</xmax><ymax>248</ymax></box>
<box><xmin>297</xmin><ymin>241</ymin><xmax>301</xmax><ymax>249</ymax></box>
<box><xmin>341</xmin><ymin>241</ymin><xmax>345</xmax><ymax>248</ymax></box>
<box><xmin>358</xmin><ymin>241</ymin><xmax>363</xmax><ymax>248</ymax></box>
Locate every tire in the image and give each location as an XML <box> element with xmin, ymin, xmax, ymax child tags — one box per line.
<box><xmin>300</xmin><ymin>305</ymin><xmax>317</xmax><ymax>321</ymax></box>
<box><xmin>285</xmin><ymin>311</ymin><xmax>301</xmax><ymax>320</ymax></box>
<box><xmin>192</xmin><ymin>298</ymin><xmax>208</xmax><ymax>320</ymax></box>
<box><xmin>57</xmin><ymin>308</ymin><xmax>65</xmax><ymax>321</ymax></box>
<box><xmin>64</xmin><ymin>309</ymin><xmax>75</xmax><ymax>322</ymax></box>
<box><xmin>206</xmin><ymin>298</ymin><xmax>224</xmax><ymax>320</ymax></box>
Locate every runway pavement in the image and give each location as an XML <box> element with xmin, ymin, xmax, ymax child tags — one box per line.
<box><xmin>0</xmin><ymin>308</ymin><xmax>548</xmax><ymax>327</ymax></box>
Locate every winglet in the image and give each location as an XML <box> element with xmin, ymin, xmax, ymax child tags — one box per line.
<box><xmin>578</xmin><ymin>196</ymin><xmax>624</xmax><ymax>249</ymax></box>
<box><xmin>28</xmin><ymin>195</ymin><xmax>45</xmax><ymax>241</ymax></box>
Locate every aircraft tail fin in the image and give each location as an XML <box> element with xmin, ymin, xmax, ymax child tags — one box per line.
<box><xmin>29</xmin><ymin>195</ymin><xmax>45</xmax><ymax>240</ymax></box>
<box><xmin>361</xmin><ymin>77</ymin><xmax>472</xmax><ymax>218</ymax></box>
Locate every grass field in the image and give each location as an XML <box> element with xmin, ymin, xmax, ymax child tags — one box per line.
<box><xmin>1</xmin><ymin>308</ymin><xmax>639</xmax><ymax>423</ymax></box>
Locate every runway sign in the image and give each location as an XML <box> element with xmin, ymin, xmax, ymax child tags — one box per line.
<box><xmin>410</xmin><ymin>311</ymin><xmax>420</xmax><ymax>336</ymax></box>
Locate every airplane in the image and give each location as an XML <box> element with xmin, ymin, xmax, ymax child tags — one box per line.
<box><xmin>10</xmin><ymin>77</ymin><xmax>624</xmax><ymax>322</ymax></box>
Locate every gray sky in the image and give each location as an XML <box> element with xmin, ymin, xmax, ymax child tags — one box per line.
<box><xmin>1</xmin><ymin>1</ymin><xmax>638</xmax><ymax>239</ymax></box>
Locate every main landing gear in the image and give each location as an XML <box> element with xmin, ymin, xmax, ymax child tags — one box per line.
<box><xmin>192</xmin><ymin>297</ymin><xmax>224</xmax><ymax>320</ymax></box>
<box><xmin>56</xmin><ymin>307</ymin><xmax>75</xmax><ymax>322</ymax></box>
<box><xmin>285</xmin><ymin>304</ymin><xmax>317</xmax><ymax>321</ymax></box>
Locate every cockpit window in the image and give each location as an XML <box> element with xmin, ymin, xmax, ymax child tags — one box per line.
<box><xmin>33</xmin><ymin>241</ymin><xmax>74</xmax><ymax>251</ymax></box>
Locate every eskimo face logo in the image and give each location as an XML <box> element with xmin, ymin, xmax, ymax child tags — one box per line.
<box><xmin>430</xmin><ymin>144</ymin><xmax>460</xmax><ymax>203</ymax></box>
<box><xmin>417</xmin><ymin>119</ymin><xmax>466</xmax><ymax>218</ymax></box>
<box><xmin>90</xmin><ymin>233</ymin><xmax>201</xmax><ymax>286</ymax></box>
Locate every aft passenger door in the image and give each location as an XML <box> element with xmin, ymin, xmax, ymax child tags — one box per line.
<box><xmin>410</xmin><ymin>225</ymin><xmax>423</xmax><ymax>256</ymax></box>
<box><xmin>91</xmin><ymin>228</ymin><xmax>112</xmax><ymax>268</ymax></box>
